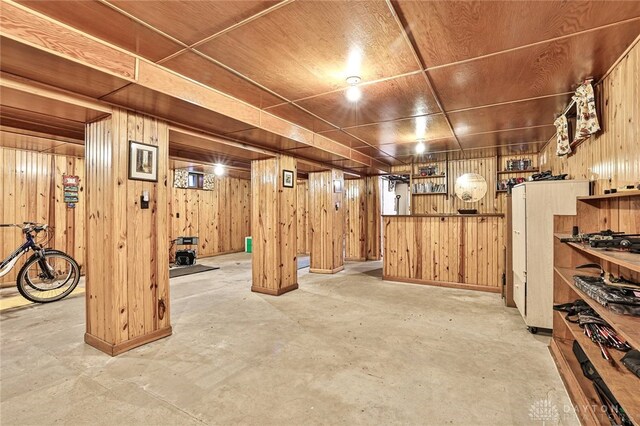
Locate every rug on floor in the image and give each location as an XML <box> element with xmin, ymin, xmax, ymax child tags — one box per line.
<box><xmin>170</xmin><ymin>265</ymin><xmax>219</xmax><ymax>278</ymax></box>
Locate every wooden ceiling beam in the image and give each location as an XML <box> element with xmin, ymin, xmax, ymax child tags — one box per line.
<box><xmin>0</xmin><ymin>1</ymin><xmax>389</xmax><ymax>174</ymax></box>
<box><xmin>0</xmin><ymin>72</ymin><xmax>112</xmax><ymax>115</ymax></box>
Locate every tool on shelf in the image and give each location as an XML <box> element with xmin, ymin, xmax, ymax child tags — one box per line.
<box><xmin>560</xmin><ymin>229</ymin><xmax>640</xmax><ymax>252</ymax></box>
<box><xmin>554</xmin><ymin>300</ymin><xmax>632</xmax><ymax>359</ymax></box>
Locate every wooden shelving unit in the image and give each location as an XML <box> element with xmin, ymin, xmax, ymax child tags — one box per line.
<box><xmin>577</xmin><ymin>189</ymin><xmax>640</xmax><ymax>202</ymax></box>
<box><xmin>409</xmin><ymin>157</ymin><xmax>449</xmax><ymax>197</ymax></box>
<box><xmin>411</xmin><ymin>174</ymin><xmax>446</xmax><ymax>179</ymax></box>
<box><xmin>495</xmin><ymin>154</ymin><xmax>539</xmax><ymax>196</ymax></box>
<box><xmin>496</xmin><ymin>168</ymin><xmax>539</xmax><ymax>175</ymax></box>
<box><xmin>551</xmin><ymin>192</ymin><xmax>640</xmax><ymax>426</ymax></box>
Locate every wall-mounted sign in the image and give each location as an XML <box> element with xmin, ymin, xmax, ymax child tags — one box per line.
<box><xmin>63</xmin><ymin>174</ymin><xmax>80</xmax><ymax>207</ymax></box>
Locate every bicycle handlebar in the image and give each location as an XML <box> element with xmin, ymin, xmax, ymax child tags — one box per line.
<box><xmin>0</xmin><ymin>223</ymin><xmax>48</xmax><ymax>232</ymax></box>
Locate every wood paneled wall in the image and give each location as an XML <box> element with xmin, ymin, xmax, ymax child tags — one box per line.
<box><xmin>343</xmin><ymin>176</ymin><xmax>382</xmax><ymax>261</ymax></box>
<box><xmin>540</xmin><ymin>40</ymin><xmax>640</xmax><ymax>193</ymax></box>
<box><xmin>84</xmin><ymin>109</ymin><xmax>171</xmax><ymax>355</ymax></box>
<box><xmin>296</xmin><ymin>179</ymin><xmax>310</xmax><ymax>254</ymax></box>
<box><xmin>0</xmin><ymin>147</ymin><xmax>85</xmax><ymax>285</ymax></box>
<box><xmin>309</xmin><ymin>169</ymin><xmax>345</xmax><ymax>273</ymax></box>
<box><xmin>251</xmin><ymin>156</ymin><xmax>298</xmax><ymax>295</ymax></box>
<box><xmin>170</xmin><ymin>173</ymin><xmax>250</xmax><ymax>257</ymax></box>
<box><xmin>383</xmin><ymin>215</ymin><xmax>505</xmax><ymax>292</ymax></box>
<box><xmin>300</xmin><ymin>175</ymin><xmax>380</xmax><ymax>262</ymax></box>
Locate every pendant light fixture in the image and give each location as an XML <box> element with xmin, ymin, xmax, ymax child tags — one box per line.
<box><xmin>415</xmin><ymin>138</ymin><xmax>426</xmax><ymax>154</ymax></box>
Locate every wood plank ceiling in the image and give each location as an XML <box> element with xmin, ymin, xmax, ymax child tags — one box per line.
<box><xmin>6</xmin><ymin>0</ymin><xmax>640</xmax><ymax>172</ymax></box>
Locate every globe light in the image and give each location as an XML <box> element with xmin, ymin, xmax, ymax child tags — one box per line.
<box><xmin>345</xmin><ymin>85</ymin><xmax>362</xmax><ymax>102</ymax></box>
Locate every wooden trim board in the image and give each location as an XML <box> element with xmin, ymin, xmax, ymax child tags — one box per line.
<box><xmin>84</xmin><ymin>326</ymin><xmax>172</xmax><ymax>356</ymax></box>
<box><xmin>383</xmin><ymin>275</ymin><xmax>502</xmax><ymax>293</ymax></box>
<box><xmin>309</xmin><ymin>266</ymin><xmax>345</xmax><ymax>274</ymax></box>
<box><xmin>251</xmin><ymin>283</ymin><xmax>299</xmax><ymax>296</ymax></box>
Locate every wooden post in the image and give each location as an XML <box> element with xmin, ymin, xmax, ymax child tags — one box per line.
<box><xmin>84</xmin><ymin>109</ymin><xmax>171</xmax><ymax>356</ymax></box>
<box><xmin>309</xmin><ymin>169</ymin><xmax>345</xmax><ymax>273</ymax></box>
<box><xmin>365</xmin><ymin>175</ymin><xmax>382</xmax><ymax>261</ymax></box>
<box><xmin>251</xmin><ymin>156</ymin><xmax>298</xmax><ymax>296</ymax></box>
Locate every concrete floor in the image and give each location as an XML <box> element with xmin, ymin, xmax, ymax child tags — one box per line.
<box><xmin>0</xmin><ymin>253</ymin><xmax>578</xmax><ymax>425</ymax></box>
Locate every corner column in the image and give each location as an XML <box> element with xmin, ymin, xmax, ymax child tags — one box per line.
<box><xmin>365</xmin><ymin>175</ymin><xmax>382</xmax><ymax>260</ymax></box>
<box><xmin>251</xmin><ymin>156</ymin><xmax>298</xmax><ymax>295</ymax></box>
<box><xmin>309</xmin><ymin>169</ymin><xmax>345</xmax><ymax>273</ymax></box>
<box><xmin>84</xmin><ymin>109</ymin><xmax>171</xmax><ymax>356</ymax></box>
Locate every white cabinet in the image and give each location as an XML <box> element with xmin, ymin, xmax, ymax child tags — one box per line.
<box><xmin>511</xmin><ymin>180</ymin><xmax>589</xmax><ymax>332</ymax></box>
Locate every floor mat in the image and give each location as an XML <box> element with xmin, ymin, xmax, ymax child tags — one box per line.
<box><xmin>170</xmin><ymin>265</ymin><xmax>220</xmax><ymax>278</ymax></box>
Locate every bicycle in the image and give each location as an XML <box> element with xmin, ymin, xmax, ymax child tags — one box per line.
<box><xmin>0</xmin><ymin>222</ymin><xmax>80</xmax><ymax>303</ymax></box>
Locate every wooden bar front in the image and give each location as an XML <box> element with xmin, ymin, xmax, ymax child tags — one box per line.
<box><xmin>383</xmin><ymin>214</ymin><xmax>505</xmax><ymax>293</ymax></box>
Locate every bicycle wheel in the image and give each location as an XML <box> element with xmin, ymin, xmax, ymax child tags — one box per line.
<box><xmin>16</xmin><ymin>251</ymin><xmax>80</xmax><ymax>303</ymax></box>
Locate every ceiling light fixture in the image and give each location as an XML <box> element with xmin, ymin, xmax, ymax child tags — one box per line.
<box><xmin>345</xmin><ymin>76</ymin><xmax>362</xmax><ymax>102</ymax></box>
<box><xmin>415</xmin><ymin>138</ymin><xmax>426</xmax><ymax>154</ymax></box>
<box><xmin>214</xmin><ymin>164</ymin><xmax>225</xmax><ymax>176</ymax></box>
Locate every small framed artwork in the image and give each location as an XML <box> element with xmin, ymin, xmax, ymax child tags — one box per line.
<box><xmin>333</xmin><ymin>179</ymin><xmax>343</xmax><ymax>193</ymax></box>
<box><xmin>283</xmin><ymin>170</ymin><xmax>294</xmax><ymax>188</ymax></box>
<box><xmin>128</xmin><ymin>140</ymin><xmax>158</xmax><ymax>182</ymax></box>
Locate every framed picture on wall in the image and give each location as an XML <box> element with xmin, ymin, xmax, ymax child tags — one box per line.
<box><xmin>128</xmin><ymin>140</ymin><xmax>158</xmax><ymax>182</ymax></box>
<box><xmin>333</xmin><ymin>179</ymin><xmax>343</xmax><ymax>193</ymax></box>
<box><xmin>283</xmin><ymin>170</ymin><xmax>294</xmax><ymax>188</ymax></box>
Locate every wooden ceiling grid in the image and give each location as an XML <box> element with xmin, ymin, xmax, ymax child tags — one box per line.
<box><xmin>5</xmin><ymin>0</ymin><xmax>640</xmax><ymax>173</ymax></box>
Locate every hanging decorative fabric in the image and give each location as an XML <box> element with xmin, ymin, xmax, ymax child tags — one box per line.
<box><xmin>573</xmin><ymin>82</ymin><xmax>600</xmax><ymax>143</ymax></box>
<box><xmin>203</xmin><ymin>174</ymin><xmax>215</xmax><ymax>191</ymax></box>
<box><xmin>174</xmin><ymin>169</ymin><xmax>188</xmax><ymax>188</ymax></box>
<box><xmin>554</xmin><ymin>114</ymin><xmax>571</xmax><ymax>156</ymax></box>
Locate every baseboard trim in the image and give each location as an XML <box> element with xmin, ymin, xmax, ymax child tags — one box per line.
<box><xmin>345</xmin><ymin>257</ymin><xmax>366</xmax><ymax>262</ymax></box>
<box><xmin>382</xmin><ymin>275</ymin><xmax>501</xmax><ymax>293</ymax></box>
<box><xmin>309</xmin><ymin>265</ymin><xmax>345</xmax><ymax>274</ymax></box>
<box><xmin>85</xmin><ymin>326</ymin><xmax>173</xmax><ymax>356</ymax></box>
<box><xmin>251</xmin><ymin>283</ymin><xmax>298</xmax><ymax>296</ymax></box>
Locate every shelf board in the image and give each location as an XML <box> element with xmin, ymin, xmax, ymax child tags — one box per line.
<box><xmin>550</xmin><ymin>338</ymin><xmax>609</xmax><ymax>426</ymax></box>
<box><xmin>554</xmin><ymin>234</ymin><xmax>640</xmax><ymax>273</ymax></box>
<box><xmin>577</xmin><ymin>190</ymin><xmax>640</xmax><ymax>202</ymax></box>
<box><xmin>554</xmin><ymin>311</ymin><xmax>640</xmax><ymax>425</ymax></box>
<box><xmin>554</xmin><ymin>267</ymin><xmax>640</xmax><ymax>348</ymax></box>
<box><xmin>412</xmin><ymin>174</ymin><xmax>446</xmax><ymax>179</ymax></box>
<box><xmin>411</xmin><ymin>192</ymin><xmax>447</xmax><ymax>196</ymax></box>
<box><xmin>496</xmin><ymin>189</ymin><xmax>508</xmax><ymax>193</ymax></box>
<box><xmin>496</xmin><ymin>168</ymin><xmax>539</xmax><ymax>175</ymax></box>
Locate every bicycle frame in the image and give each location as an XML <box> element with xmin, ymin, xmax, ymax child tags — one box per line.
<box><xmin>0</xmin><ymin>232</ymin><xmax>39</xmax><ymax>278</ymax></box>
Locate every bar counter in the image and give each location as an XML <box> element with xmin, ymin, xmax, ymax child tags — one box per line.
<box><xmin>383</xmin><ymin>214</ymin><xmax>505</xmax><ymax>292</ymax></box>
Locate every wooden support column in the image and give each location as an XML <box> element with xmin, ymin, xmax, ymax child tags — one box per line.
<box><xmin>84</xmin><ymin>109</ymin><xmax>171</xmax><ymax>356</ymax></box>
<box><xmin>251</xmin><ymin>156</ymin><xmax>298</xmax><ymax>296</ymax></box>
<box><xmin>365</xmin><ymin>176</ymin><xmax>382</xmax><ymax>261</ymax></box>
<box><xmin>309</xmin><ymin>170</ymin><xmax>345</xmax><ymax>274</ymax></box>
